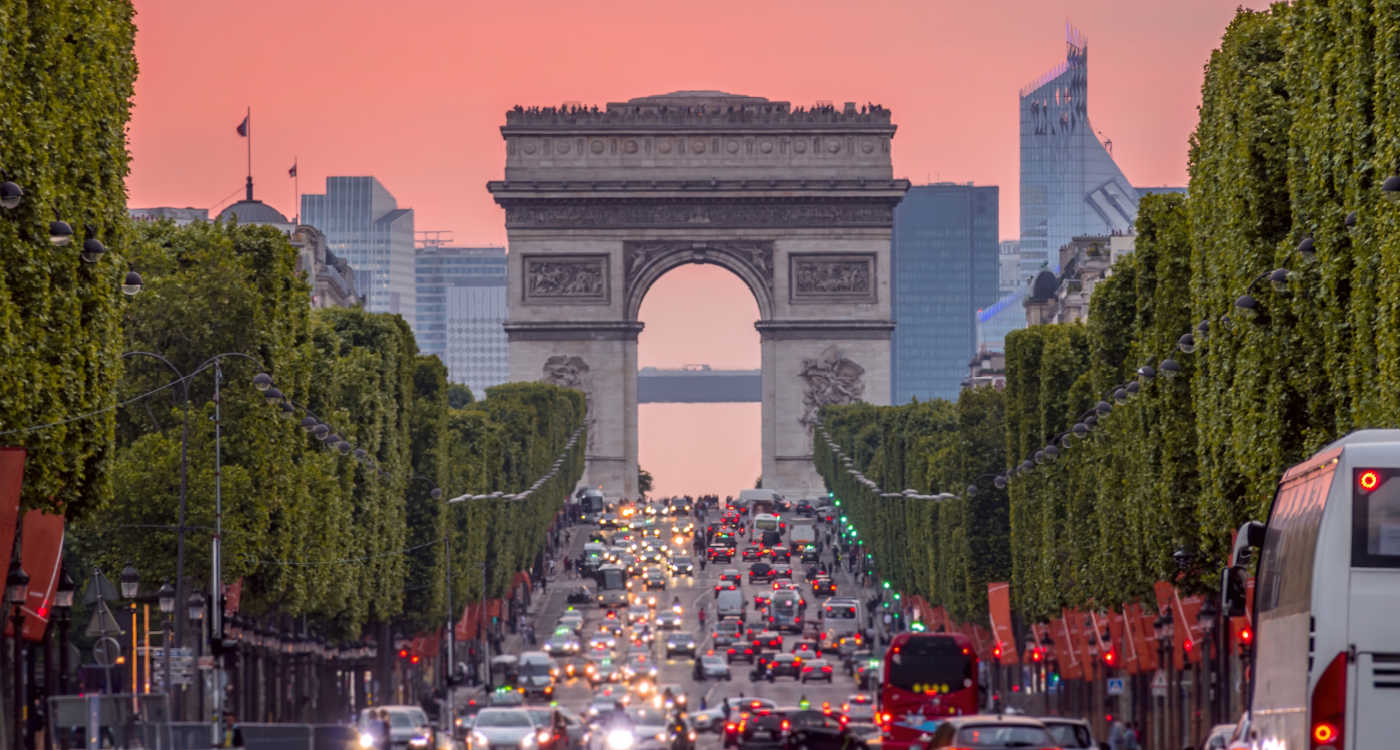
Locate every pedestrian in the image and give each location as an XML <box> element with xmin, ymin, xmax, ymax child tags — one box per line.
<box><xmin>376</xmin><ymin>709</ymin><xmax>392</xmax><ymax>750</ymax></box>
<box><xmin>1122</xmin><ymin>722</ymin><xmax>1140</xmax><ymax>750</ymax></box>
<box><xmin>1107</xmin><ymin>720</ymin><xmax>1125</xmax><ymax>750</ymax></box>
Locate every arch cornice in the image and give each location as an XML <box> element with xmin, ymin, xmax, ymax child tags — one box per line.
<box><xmin>623</xmin><ymin>240</ymin><xmax>775</xmax><ymax>321</ymax></box>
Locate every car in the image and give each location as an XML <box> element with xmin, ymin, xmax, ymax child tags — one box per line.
<box><xmin>624</xmin><ymin>650</ymin><xmax>658</xmax><ymax>679</ymax></box>
<box><xmin>800</xmin><ymin>658</ymin><xmax>835</xmax><ymax>682</ymax></box>
<box><xmin>735</xmin><ymin>712</ymin><xmax>787</xmax><ymax>750</ymax></box>
<box><xmin>765</xmin><ymin>653</ymin><xmax>802</xmax><ymax>681</ymax></box>
<box><xmin>654</xmin><ymin>610</ymin><xmax>683</xmax><ymax>630</ymax></box>
<box><xmin>358</xmin><ymin>706</ymin><xmax>433</xmax><ymax>750</ymax></box>
<box><xmin>698</xmin><ymin>654</ymin><xmax>732</xmax><ymax>681</ymax></box>
<box><xmin>726</xmin><ymin>640</ymin><xmax>757</xmax><ymax>663</ymax></box>
<box><xmin>524</xmin><ymin>708</ymin><xmax>572</xmax><ymax>750</ymax></box>
<box><xmin>800</xmin><ymin>547</ymin><xmax>821</xmax><ymax>563</ymax></box>
<box><xmin>584</xmin><ymin>694</ymin><xmax>627</xmax><ymax>720</ymax></box>
<box><xmin>772</xmin><ymin>564</ymin><xmax>793</xmax><ymax>579</ymax></box>
<box><xmin>643</xmin><ymin>567</ymin><xmax>668</xmax><ymax>590</ymax></box>
<box><xmin>790</xmin><ymin>639</ymin><xmax>821</xmax><ymax>659</ymax></box>
<box><xmin>708</xmin><ymin>546</ymin><xmax>735</xmax><ymax>563</ymax></box>
<box><xmin>841</xmin><ymin>695</ymin><xmax>877</xmax><ymax>732</ymax></box>
<box><xmin>486</xmin><ymin>687</ymin><xmax>526</xmax><ymax>707</ymax></box>
<box><xmin>551</xmin><ymin>657</ymin><xmax>586</xmax><ymax>680</ymax></box>
<box><xmin>586</xmin><ymin>660</ymin><xmax>621</xmax><ymax>686</ymax></box>
<box><xmin>1040</xmin><ymin>717</ymin><xmax>1097</xmax><ymax>749</ymax></box>
<box><xmin>468</xmin><ymin>708</ymin><xmax>537</xmax><ymax>750</ymax></box>
<box><xmin>670</xmin><ymin>556</ymin><xmax>695</xmax><ymax>576</ymax></box>
<box><xmin>713</xmin><ymin>618</ymin><xmax>743</xmax><ymax>642</ymax></box>
<box><xmin>664</xmin><ymin>632</ymin><xmax>697</xmax><ymax>658</ymax></box>
<box><xmin>785</xmin><ymin>710</ymin><xmax>859</xmax><ymax>750</ymax></box>
<box><xmin>626</xmin><ymin>605</ymin><xmax>651</xmax><ymax>624</ymax></box>
<box><xmin>751</xmin><ymin>630</ymin><xmax>783</xmax><ymax>651</ymax></box>
<box><xmin>544</xmin><ymin>631</ymin><xmax>581</xmax><ymax>656</ymax></box>
<box><xmin>587</xmin><ymin>633</ymin><xmax>617</xmax><ymax>654</ymax></box>
<box><xmin>810</xmin><ymin>577</ymin><xmax>837</xmax><ymax>596</ymax></box>
<box><xmin>719</xmin><ymin>568</ymin><xmax>743</xmax><ymax>587</ymax></box>
<box><xmin>748</xmin><ymin>563</ymin><xmax>775</xmax><ymax>583</ymax></box>
<box><xmin>742</xmin><ymin>545</ymin><xmax>762</xmax><ymax>561</ymax></box>
<box><xmin>557</xmin><ymin>610</ymin><xmax>585</xmax><ymax>632</ymax></box>
<box><xmin>925</xmin><ymin>716</ymin><xmax>1057</xmax><ymax>750</ymax></box>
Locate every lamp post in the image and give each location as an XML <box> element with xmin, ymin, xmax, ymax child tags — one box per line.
<box><xmin>8</xmin><ymin>559</ymin><xmax>30</xmax><ymax>750</ymax></box>
<box><xmin>54</xmin><ymin>568</ymin><xmax>75</xmax><ymax>695</ymax></box>
<box><xmin>1197</xmin><ymin>597</ymin><xmax>1219</xmax><ymax>727</ymax></box>
<box><xmin>1153</xmin><ymin>612</ymin><xmax>1174</xmax><ymax>750</ymax></box>
<box><xmin>188</xmin><ymin>592</ymin><xmax>206</xmax><ymax>723</ymax></box>
<box><xmin>120</xmin><ymin>563</ymin><xmax>141</xmax><ymax>701</ymax></box>
<box><xmin>156</xmin><ymin>582</ymin><xmax>175</xmax><ymax>705</ymax></box>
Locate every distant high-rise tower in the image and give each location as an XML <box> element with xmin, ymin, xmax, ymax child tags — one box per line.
<box><xmin>892</xmin><ymin>183</ymin><xmax>1000</xmax><ymax>402</ymax></box>
<box><xmin>415</xmin><ymin>246</ymin><xmax>508</xmax><ymax>392</ymax></box>
<box><xmin>301</xmin><ymin>177</ymin><xmax>415</xmax><ymax>317</ymax></box>
<box><xmin>1018</xmin><ymin>25</ymin><xmax>1139</xmax><ymax>277</ymax></box>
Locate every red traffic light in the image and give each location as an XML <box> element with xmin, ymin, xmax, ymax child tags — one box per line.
<box><xmin>410</xmin><ymin>654</ymin><xmax>420</xmax><ymax>665</ymax></box>
<box><xmin>1239</xmin><ymin>627</ymin><xmax>1253</xmax><ymax>644</ymax></box>
<box><xmin>398</xmin><ymin>648</ymin><xmax>409</xmax><ymax>659</ymax></box>
<box><xmin>1183</xmin><ymin>639</ymin><xmax>1194</xmax><ymax>653</ymax></box>
<box><xmin>1031</xmin><ymin>647</ymin><xmax>1044</xmax><ymax>663</ymax></box>
<box><xmin>992</xmin><ymin>643</ymin><xmax>1003</xmax><ymax>660</ymax></box>
<box><xmin>1103</xmin><ymin>649</ymin><xmax>1117</xmax><ymax>666</ymax></box>
<box><xmin>1359</xmin><ymin>469</ymin><xmax>1382</xmax><ymax>492</ymax></box>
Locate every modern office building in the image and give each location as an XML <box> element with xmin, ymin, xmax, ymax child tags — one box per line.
<box><xmin>444</xmin><ymin>285</ymin><xmax>508</xmax><ymax>396</ymax></box>
<box><xmin>998</xmin><ymin>240</ymin><xmax>1022</xmax><ymax>294</ymax></box>
<box><xmin>891</xmin><ymin>183</ymin><xmax>1000</xmax><ymax>403</ymax></box>
<box><xmin>415</xmin><ymin>246</ymin><xmax>508</xmax><ymax>391</ymax></box>
<box><xmin>301</xmin><ymin>177</ymin><xmax>415</xmax><ymax>317</ymax></box>
<box><xmin>1018</xmin><ymin>25</ymin><xmax>1141</xmax><ymax>278</ymax></box>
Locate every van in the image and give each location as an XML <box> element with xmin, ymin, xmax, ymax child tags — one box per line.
<box><xmin>753</xmin><ymin>513</ymin><xmax>780</xmax><ymax>533</ymax></box>
<box><xmin>516</xmin><ymin>651</ymin><xmax>555</xmax><ymax>698</ymax></box>
<box><xmin>716</xmin><ymin>588</ymin><xmax>746</xmax><ymax>620</ymax></box>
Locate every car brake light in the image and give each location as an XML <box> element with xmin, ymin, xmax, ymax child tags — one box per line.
<box><xmin>1311</xmin><ymin>651</ymin><xmax>1347</xmax><ymax>748</ymax></box>
<box><xmin>803</xmin><ymin>666</ymin><xmax>812</xmax><ymax>672</ymax></box>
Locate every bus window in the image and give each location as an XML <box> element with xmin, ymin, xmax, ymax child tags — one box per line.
<box><xmin>1258</xmin><ymin>465</ymin><xmax>1332</xmax><ymax>615</ymax></box>
<box><xmin>886</xmin><ymin>636</ymin><xmax>972</xmax><ymax>691</ymax></box>
<box><xmin>1353</xmin><ymin>468</ymin><xmax>1400</xmax><ymax>567</ymax></box>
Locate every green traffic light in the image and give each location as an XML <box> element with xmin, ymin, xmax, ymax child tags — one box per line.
<box><xmin>893</xmin><ymin>592</ymin><xmax>901</xmax><ymax>600</ymax></box>
<box><xmin>882</xmin><ymin>581</ymin><xmax>890</xmax><ymax>589</ymax></box>
<box><xmin>827</xmin><ymin>491</ymin><xmax>834</xmax><ymax>498</ymax></box>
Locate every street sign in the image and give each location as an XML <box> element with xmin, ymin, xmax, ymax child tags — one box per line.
<box><xmin>92</xmin><ymin>637</ymin><xmax>121</xmax><ymax>667</ymax></box>
<box><xmin>1106</xmin><ymin>677</ymin><xmax>1125</xmax><ymax>695</ymax></box>
<box><xmin>197</xmin><ymin>655</ymin><xmax>214</xmax><ymax>670</ymax></box>
<box><xmin>1151</xmin><ymin>670</ymin><xmax>1167</xmax><ymax>698</ymax></box>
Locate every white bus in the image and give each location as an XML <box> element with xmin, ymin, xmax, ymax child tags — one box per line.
<box><xmin>1244</xmin><ymin>429</ymin><xmax>1400</xmax><ymax>750</ymax></box>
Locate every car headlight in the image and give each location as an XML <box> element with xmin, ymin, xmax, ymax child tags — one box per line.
<box><xmin>359</xmin><ymin>733</ymin><xmax>376</xmax><ymax>749</ymax></box>
<box><xmin>410</xmin><ymin>735</ymin><xmax>431</xmax><ymax>748</ymax></box>
<box><xmin>605</xmin><ymin>729</ymin><xmax>634</xmax><ymax>750</ymax></box>
<box><xmin>471</xmin><ymin>732</ymin><xmax>489</xmax><ymax>747</ymax></box>
<box><xmin>536</xmin><ymin>730</ymin><xmax>552</xmax><ymax>744</ymax></box>
<box><xmin>519</xmin><ymin>733</ymin><xmax>536</xmax><ymax>748</ymax></box>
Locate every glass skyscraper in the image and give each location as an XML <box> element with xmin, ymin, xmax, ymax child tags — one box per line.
<box><xmin>415</xmin><ymin>246</ymin><xmax>508</xmax><ymax>391</ymax></box>
<box><xmin>892</xmin><ymin>183</ymin><xmax>1000</xmax><ymax>403</ymax></box>
<box><xmin>301</xmin><ymin>176</ymin><xmax>416</xmax><ymax>318</ymax></box>
<box><xmin>1018</xmin><ymin>25</ymin><xmax>1139</xmax><ymax>277</ymax></box>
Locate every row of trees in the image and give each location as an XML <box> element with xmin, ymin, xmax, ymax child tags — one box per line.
<box><xmin>819</xmin><ymin>1</ymin><xmax>1400</xmax><ymax>621</ymax></box>
<box><xmin>59</xmin><ymin>219</ymin><xmax>586</xmax><ymax>639</ymax></box>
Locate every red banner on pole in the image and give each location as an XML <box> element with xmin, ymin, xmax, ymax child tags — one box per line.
<box><xmin>0</xmin><ymin>447</ymin><xmax>24</xmax><ymax>575</ymax></box>
<box><xmin>4</xmin><ymin>509</ymin><xmax>63</xmax><ymax>641</ymax></box>
<box><xmin>1108</xmin><ymin>609</ymin><xmax>1135</xmax><ymax>674</ymax></box>
<box><xmin>1055</xmin><ymin>610</ymin><xmax>1083</xmax><ymax>680</ymax></box>
<box><xmin>987</xmin><ymin>582</ymin><xmax>1018</xmax><ymax>664</ymax></box>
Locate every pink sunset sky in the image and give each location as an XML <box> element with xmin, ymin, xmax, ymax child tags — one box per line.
<box><xmin>127</xmin><ymin>0</ymin><xmax>1266</xmax><ymax>495</ymax></box>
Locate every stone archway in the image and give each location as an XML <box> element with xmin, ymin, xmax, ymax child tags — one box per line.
<box><xmin>492</xmin><ymin>91</ymin><xmax>908</xmax><ymax>498</ymax></box>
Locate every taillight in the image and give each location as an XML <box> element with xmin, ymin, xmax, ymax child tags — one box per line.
<box><xmin>1311</xmin><ymin>651</ymin><xmax>1347</xmax><ymax>748</ymax></box>
<box><xmin>780</xmin><ymin>720</ymin><xmax>790</xmax><ymax>732</ymax></box>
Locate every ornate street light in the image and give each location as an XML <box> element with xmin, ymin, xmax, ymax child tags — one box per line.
<box><xmin>1269</xmin><ymin>268</ymin><xmax>1291</xmax><ymax>293</ymax></box>
<box><xmin>251</xmin><ymin>372</ymin><xmax>274</xmax><ymax>391</ymax></box>
<box><xmin>1296</xmin><ymin>236</ymin><xmax>1316</xmax><ymax>261</ymax></box>
<box><xmin>5</xmin><ymin>560</ymin><xmax>27</xmax><ymax>605</ymax></box>
<box><xmin>0</xmin><ymin>182</ymin><xmax>21</xmax><ymax>209</ymax></box>
<box><xmin>80</xmin><ymin>237</ymin><xmax>106</xmax><ymax>263</ymax></box>
<box><xmin>187</xmin><ymin>592</ymin><xmax>205</xmax><ymax>623</ymax></box>
<box><xmin>48</xmin><ymin>221</ymin><xmax>73</xmax><ymax>246</ymax></box>
<box><xmin>121</xmin><ymin>270</ymin><xmax>143</xmax><ymax>296</ymax></box>
<box><xmin>1345</xmin><ymin>212</ymin><xmax>1357</xmax><ymax>231</ymax></box>
<box><xmin>261</xmin><ymin>387</ymin><xmax>283</xmax><ymax>405</ymax></box>
<box><xmin>157</xmin><ymin>582</ymin><xmax>176</xmax><ymax>614</ymax></box>
<box><xmin>1383</xmin><ymin>174</ymin><xmax>1400</xmax><ymax>203</ymax></box>
<box><xmin>1137</xmin><ymin>365</ymin><xmax>1156</xmax><ymax>382</ymax></box>
<box><xmin>119</xmin><ymin>563</ymin><xmax>140</xmax><ymax>599</ymax></box>
<box><xmin>1095</xmin><ymin>400</ymin><xmax>1112</xmax><ymax>416</ymax></box>
<box><xmin>1178</xmin><ymin>333</ymin><xmax>1196</xmax><ymax>354</ymax></box>
<box><xmin>1234</xmin><ymin>294</ymin><xmax>1260</xmax><ymax>319</ymax></box>
<box><xmin>1160</xmin><ymin>358</ymin><xmax>1181</xmax><ymax>378</ymax></box>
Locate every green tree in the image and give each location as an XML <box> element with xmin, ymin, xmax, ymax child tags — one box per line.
<box><xmin>638</xmin><ymin>468</ymin><xmax>654</xmax><ymax>494</ymax></box>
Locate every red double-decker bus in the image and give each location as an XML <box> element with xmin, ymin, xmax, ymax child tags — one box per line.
<box><xmin>878</xmin><ymin>632</ymin><xmax>979</xmax><ymax>749</ymax></box>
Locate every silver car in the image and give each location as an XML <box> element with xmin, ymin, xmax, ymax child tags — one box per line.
<box><xmin>358</xmin><ymin>706</ymin><xmax>433</xmax><ymax>750</ymax></box>
<box><xmin>470</xmin><ymin>708</ymin><xmax>543</xmax><ymax>750</ymax></box>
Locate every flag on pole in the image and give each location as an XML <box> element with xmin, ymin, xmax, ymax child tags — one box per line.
<box><xmin>288</xmin><ymin>162</ymin><xmax>297</xmax><ymax>178</ymax></box>
<box><xmin>236</xmin><ymin>114</ymin><xmax>249</xmax><ymax>137</ymax></box>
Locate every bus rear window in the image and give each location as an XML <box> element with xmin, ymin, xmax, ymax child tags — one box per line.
<box><xmin>887</xmin><ymin>636</ymin><xmax>972</xmax><ymax>692</ymax></box>
<box><xmin>1353</xmin><ymin>468</ymin><xmax>1400</xmax><ymax>568</ymax></box>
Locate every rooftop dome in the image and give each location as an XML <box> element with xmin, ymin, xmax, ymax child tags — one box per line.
<box><xmin>1029</xmin><ymin>270</ymin><xmax>1059</xmax><ymax>302</ymax></box>
<box><xmin>217</xmin><ymin>199</ymin><xmax>289</xmax><ymax>226</ymax></box>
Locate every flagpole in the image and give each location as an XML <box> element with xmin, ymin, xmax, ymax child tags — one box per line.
<box><xmin>293</xmin><ymin>157</ymin><xmax>299</xmax><ymax>223</ymax></box>
<box><xmin>245</xmin><ymin>106</ymin><xmax>252</xmax><ymax>190</ymax></box>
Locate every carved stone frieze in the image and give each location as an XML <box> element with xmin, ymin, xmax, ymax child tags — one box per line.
<box><xmin>523</xmin><ymin>255</ymin><xmax>610</xmax><ymax>305</ymax></box>
<box><xmin>789</xmin><ymin>253</ymin><xmax>877</xmax><ymax>304</ymax></box>
<box><xmin>798</xmin><ymin>346</ymin><xmax>865</xmax><ymax>429</ymax></box>
<box><xmin>540</xmin><ymin>355</ymin><xmax>597</xmax><ymax>452</ymax></box>
<box><xmin>503</xmin><ymin>200</ymin><xmax>895</xmax><ymax>230</ymax></box>
<box><xmin>623</xmin><ymin>241</ymin><xmax>774</xmax><ymax>298</ymax></box>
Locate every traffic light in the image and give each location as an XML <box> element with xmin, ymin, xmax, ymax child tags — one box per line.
<box><xmin>1030</xmin><ymin>647</ymin><xmax>1044</xmax><ymax>663</ymax></box>
<box><xmin>992</xmin><ymin>642</ymin><xmax>1003</xmax><ymax>661</ymax></box>
<box><xmin>1224</xmin><ymin>566</ymin><xmax>1248</xmax><ymax>617</ymax></box>
<box><xmin>1103</xmin><ymin>648</ymin><xmax>1117</xmax><ymax>667</ymax></box>
<box><xmin>398</xmin><ymin>648</ymin><xmax>410</xmax><ymax>660</ymax></box>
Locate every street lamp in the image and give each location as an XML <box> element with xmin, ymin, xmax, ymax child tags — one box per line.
<box><xmin>120</xmin><ymin>563</ymin><xmax>140</xmax><ymax>599</ymax></box>
<box><xmin>54</xmin><ymin>567</ymin><xmax>75</xmax><ymax>694</ymax></box>
<box><xmin>119</xmin><ymin>563</ymin><xmax>142</xmax><ymax>696</ymax></box>
<box><xmin>0</xmin><ymin>181</ymin><xmax>21</xmax><ymax>209</ymax></box>
<box><xmin>8</xmin><ymin>559</ymin><xmax>29</xmax><ymax>750</ymax></box>
<box><xmin>158</xmin><ymin>581</ymin><xmax>175</xmax><ymax>699</ymax></box>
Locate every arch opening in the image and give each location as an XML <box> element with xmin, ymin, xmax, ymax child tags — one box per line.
<box><xmin>636</xmin><ymin>263</ymin><xmax>761</xmax><ymax>498</ymax></box>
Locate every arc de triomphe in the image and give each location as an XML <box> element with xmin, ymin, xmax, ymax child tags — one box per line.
<box><xmin>489</xmin><ymin>91</ymin><xmax>908</xmax><ymax>498</ymax></box>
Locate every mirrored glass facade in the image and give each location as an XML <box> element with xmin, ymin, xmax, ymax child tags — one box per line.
<box><xmin>1018</xmin><ymin>27</ymin><xmax>1139</xmax><ymax>278</ymax></box>
<box><xmin>892</xmin><ymin>184</ymin><xmax>1000</xmax><ymax>403</ymax></box>
<box><xmin>301</xmin><ymin>176</ymin><xmax>415</xmax><ymax>318</ymax></box>
<box><xmin>414</xmin><ymin>246</ymin><xmax>508</xmax><ymax>391</ymax></box>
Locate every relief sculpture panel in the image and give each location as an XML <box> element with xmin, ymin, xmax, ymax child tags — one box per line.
<box><xmin>798</xmin><ymin>346</ymin><xmax>865</xmax><ymax>429</ymax></box>
<box><xmin>523</xmin><ymin>255</ymin><xmax>610</xmax><ymax>305</ymax></box>
<box><xmin>541</xmin><ymin>354</ymin><xmax>597</xmax><ymax>453</ymax></box>
<box><xmin>789</xmin><ymin>253</ymin><xmax>877</xmax><ymax>304</ymax></box>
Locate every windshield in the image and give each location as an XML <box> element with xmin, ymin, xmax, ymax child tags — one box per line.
<box><xmin>599</xmin><ymin>569</ymin><xmax>625</xmax><ymax>589</ymax></box>
<box><xmin>475</xmin><ymin>711</ymin><xmax>532</xmax><ymax>728</ymax></box>
<box><xmin>520</xmin><ymin>661</ymin><xmax>551</xmax><ymax>676</ymax></box>
<box><xmin>955</xmin><ymin>725</ymin><xmax>1052</xmax><ymax>747</ymax></box>
<box><xmin>824</xmin><ymin>604</ymin><xmax>857</xmax><ymax>619</ymax></box>
<box><xmin>1045</xmin><ymin>723</ymin><xmax>1093</xmax><ymax>748</ymax></box>
<box><xmin>887</xmin><ymin>636</ymin><xmax>974</xmax><ymax>692</ymax></box>
<box><xmin>626</xmin><ymin>707</ymin><xmax>667</xmax><ymax>726</ymax></box>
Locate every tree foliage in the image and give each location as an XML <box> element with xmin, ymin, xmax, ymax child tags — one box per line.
<box><xmin>0</xmin><ymin>0</ymin><xmax>136</xmax><ymax>516</ymax></box>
